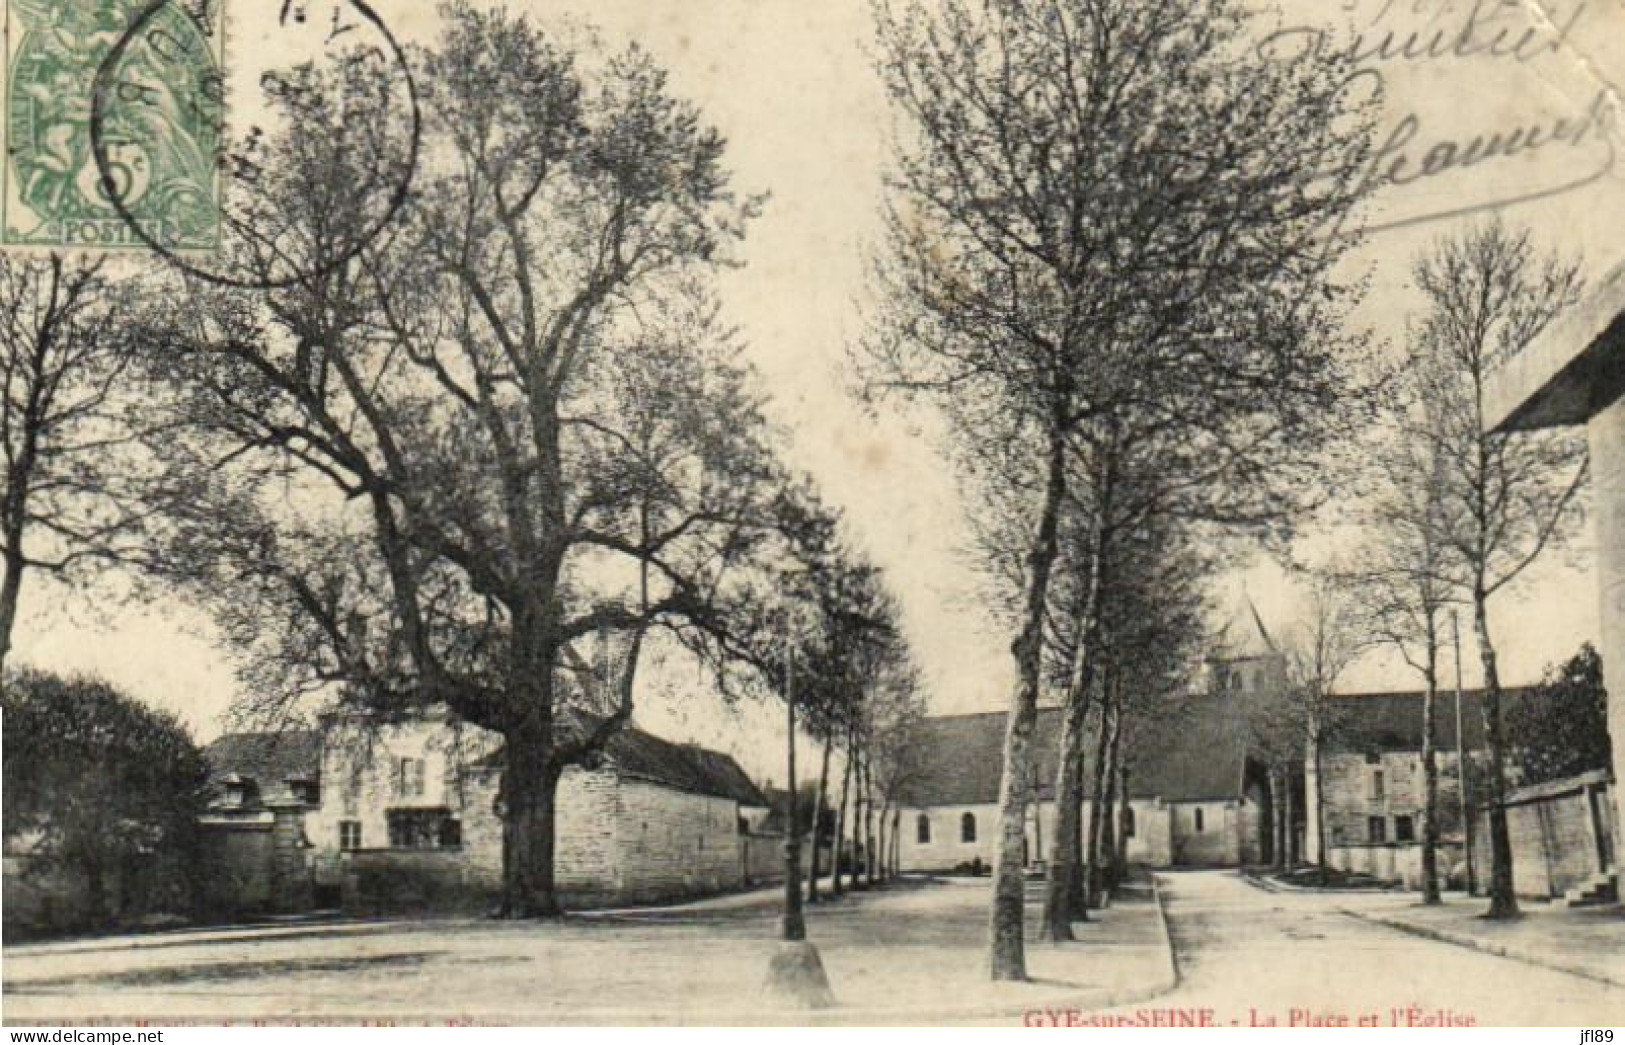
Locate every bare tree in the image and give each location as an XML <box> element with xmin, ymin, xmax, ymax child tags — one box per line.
<box><xmin>1409</xmin><ymin>220</ymin><xmax>1587</xmax><ymax>919</ymax></box>
<box><xmin>1279</xmin><ymin>576</ymin><xmax>1364</xmax><ymax>887</ymax></box>
<box><xmin>0</xmin><ymin>256</ymin><xmax>149</xmax><ymax>674</ymax></box>
<box><xmin>866</xmin><ymin>0</ymin><xmax>1375</xmax><ymax>979</ymax></box>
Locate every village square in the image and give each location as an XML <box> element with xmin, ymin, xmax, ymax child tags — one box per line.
<box><xmin>1</xmin><ymin>0</ymin><xmax>1622</xmax><ymax>1028</ymax></box>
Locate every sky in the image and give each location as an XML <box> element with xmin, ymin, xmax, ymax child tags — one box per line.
<box><xmin>10</xmin><ymin>0</ymin><xmax>1625</xmax><ymax>784</ymax></box>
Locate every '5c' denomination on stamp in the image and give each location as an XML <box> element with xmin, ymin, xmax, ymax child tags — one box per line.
<box><xmin>3</xmin><ymin>0</ymin><xmax>225</xmax><ymax>250</ymax></box>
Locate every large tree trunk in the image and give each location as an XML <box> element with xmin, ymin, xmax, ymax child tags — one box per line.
<box><xmin>1105</xmin><ymin>734</ymin><xmax>1118</xmax><ymax>890</ymax></box>
<box><xmin>1100</xmin><ymin>711</ymin><xmax>1121</xmax><ymax>891</ymax></box>
<box><xmin>0</xmin><ymin>396</ymin><xmax>39</xmax><ymax>679</ymax></box>
<box><xmin>1421</xmin><ymin>654</ymin><xmax>1442</xmax><ymax>905</ymax></box>
<box><xmin>988</xmin><ymin>421</ymin><xmax>1068</xmax><ymax>982</ymax></box>
<box><xmin>833</xmin><ymin>734</ymin><xmax>853</xmax><ymax>896</ymax></box>
<box><xmin>876</xmin><ymin>798</ymin><xmax>890</xmax><ymax>885</ymax></box>
<box><xmin>1284</xmin><ymin>769</ymin><xmax>1296</xmax><ymax>867</ymax></box>
<box><xmin>1115</xmin><ymin>767</ymin><xmax>1130</xmax><ymax>881</ymax></box>
<box><xmin>1272</xmin><ymin>768</ymin><xmax>1287</xmax><ymax>872</ymax></box>
<box><xmin>1312</xmin><ymin>725</ymin><xmax>1330</xmax><ymax>886</ymax></box>
<box><xmin>809</xmin><ymin>737</ymin><xmax>833</xmax><ymax>903</ymax></box>
<box><xmin>1042</xmin><ymin>699</ymin><xmax>1092</xmax><ymax>940</ymax></box>
<box><xmin>864</xmin><ymin>758</ymin><xmax>878</xmax><ymax>888</ymax></box>
<box><xmin>0</xmin><ymin>545</ymin><xmax>24</xmax><ymax>678</ymax></box>
<box><xmin>1473</xmin><ymin>595</ymin><xmax>1519</xmax><ymax>919</ymax></box>
<box><xmin>852</xmin><ymin>746</ymin><xmax>867</xmax><ymax>890</ymax></box>
<box><xmin>1082</xmin><ymin>700</ymin><xmax>1114</xmax><ymax>910</ymax></box>
<box><xmin>891</xmin><ymin>806</ymin><xmax>902</xmax><ymax>877</ymax></box>
<box><xmin>1041</xmin><ymin>514</ymin><xmax>1106</xmax><ymax>940</ymax></box>
<box><xmin>498</xmin><ymin>723</ymin><xmax>564</xmax><ymax>918</ymax></box>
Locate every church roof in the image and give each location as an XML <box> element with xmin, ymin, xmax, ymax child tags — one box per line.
<box><xmin>898</xmin><ymin>694</ymin><xmax>1255</xmax><ymax>808</ymax></box>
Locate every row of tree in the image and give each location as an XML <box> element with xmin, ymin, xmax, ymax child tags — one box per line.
<box><xmin>863</xmin><ymin>0</ymin><xmax>1599</xmax><ymax>978</ymax></box>
<box><xmin>862</xmin><ymin>0</ymin><xmax>1381</xmax><ymax>979</ymax></box>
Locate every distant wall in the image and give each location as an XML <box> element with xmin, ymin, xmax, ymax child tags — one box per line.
<box><xmin>1471</xmin><ymin>770</ymin><xmax>1615</xmax><ymax>899</ymax></box>
<box><xmin>897</xmin><ymin>798</ymin><xmax>1177</xmax><ymax>872</ymax></box>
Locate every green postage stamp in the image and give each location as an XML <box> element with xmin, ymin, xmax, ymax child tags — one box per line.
<box><xmin>3</xmin><ymin>0</ymin><xmax>225</xmax><ymax>250</ymax></box>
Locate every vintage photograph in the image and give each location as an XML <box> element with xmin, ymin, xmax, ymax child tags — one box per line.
<box><xmin>1</xmin><ymin>0</ymin><xmax>1621</xmax><ymax>1028</ymax></box>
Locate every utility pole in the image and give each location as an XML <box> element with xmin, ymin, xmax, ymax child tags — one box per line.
<box><xmin>1453</xmin><ymin>609</ymin><xmax>1476</xmax><ymax>895</ymax></box>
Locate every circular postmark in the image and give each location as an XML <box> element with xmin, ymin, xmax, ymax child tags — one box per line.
<box><xmin>87</xmin><ymin>0</ymin><xmax>420</xmax><ymax>288</ymax></box>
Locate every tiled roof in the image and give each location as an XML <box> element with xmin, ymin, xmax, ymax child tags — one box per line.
<box><xmin>474</xmin><ymin>715</ymin><xmax>768</xmax><ymax>807</ymax></box>
<box><xmin>604</xmin><ymin>727</ymin><xmax>768</xmax><ymax>807</ymax></box>
<box><xmin>1322</xmin><ymin>687</ymin><xmax>1534</xmax><ymax>753</ymax></box>
<box><xmin>203</xmin><ymin>730</ymin><xmax>322</xmax><ymax>808</ymax></box>
<box><xmin>899</xmin><ymin>694</ymin><xmax>1255</xmax><ymax>808</ymax></box>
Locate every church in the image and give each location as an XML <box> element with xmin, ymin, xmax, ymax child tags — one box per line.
<box><xmin>895</xmin><ymin>602</ymin><xmax>1292</xmax><ymax>872</ymax></box>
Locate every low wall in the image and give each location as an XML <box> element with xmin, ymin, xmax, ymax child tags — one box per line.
<box><xmin>341</xmin><ymin>848</ymin><xmax>501</xmax><ymax>914</ymax></box>
<box><xmin>1328</xmin><ymin>841</ymin><xmax>1467</xmax><ymax>889</ymax></box>
<box><xmin>1471</xmin><ymin>770</ymin><xmax>1615</xmax><ymax>899</ymax></box>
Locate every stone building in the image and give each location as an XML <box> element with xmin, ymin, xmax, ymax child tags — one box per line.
<box><xmin>198</xmin><ymin>730</ymin><xmax>324</xmax><ymax>916</ymax></box>
<box><xmin>306</xmin><ymin>707</ymin><xmax>768</xmax><ymax>911</ymax></box>
<box><xmin>896</xmin><ymin>606</ymin><xmax>1290</xmax><ymax>873</ymax></box>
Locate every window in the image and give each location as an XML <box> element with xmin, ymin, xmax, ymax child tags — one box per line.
<box><xmin>917</xmin><ymin>814</ymin><xmax>931</xmax><ymax>844</ymax></box>
<box><xmin>387</xmin><ymin>808</ymin><xmax>458</xmax><ymax>849</ymax></box>
<box><xmin>1394</xmin><ymin>815</ymin><xmax>1415</xmax><ymax>843</ymax></box>
<box><xmin>1194</xmin><ymin>807</ymin><xmax>1205</xmax><ymax>833</ymax></box>
<box><xmin>339</xmin><ymin>820</ymin><xmax>362</xmax><ymax>851</ymax></box>
<box><xmin>1364</xmin><ymin>751</ymin><xmax>1382</xmax><ymax>765</ymax></box>
<box><xmin>1369</xmin><ymin>770</ymin><xmax>1385</xmax><ymax>802</ymax></box>
<box><xmin>1123</xmin><ymin>806</ymin><xmax>1136</xmax><ymax>839</ymax></box>
<box><xmin>394</xmin><ymin>757</ymin><xmax>427</xmax><ymax>798</ymax></box>
<box><xmin>342</xmin><ymin>766</ymin><xmax>362</xmax><ymax>816</ymax></box>
<box><xmin>291</xmin><ymin>780</ymin><xmax>320</xmax><ymax>806</ymax></box>
<box><xmin>960</xmin><ymin>812</ymin><xmax>977</xmax><ymax>843</ymax></box>
<box><xmin>1368</xmin><ymin>816</ymin><xmax>1387</xmax><ymax>843</ymax></box>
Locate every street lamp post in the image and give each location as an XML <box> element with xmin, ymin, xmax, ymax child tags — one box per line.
<box><xmin>760</xmin><ymin>582</ymin><xmax>833</xmax><ymax>1009</ymax></box>
<box><xmin>782</xmin><ymin>635</ymin><xmax>807</xmax><ymax>941</ymax></box>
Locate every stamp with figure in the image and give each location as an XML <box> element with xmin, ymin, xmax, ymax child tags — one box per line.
<box><xmin>3</xmin><ymin>0</ymin><xmax>225</xmax><ymax>250</ymax></box>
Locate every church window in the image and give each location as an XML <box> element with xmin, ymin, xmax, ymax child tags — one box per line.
<box><xmin>917</xmin><ymin>814</ymin><xmax>931</xmax><ymax>844</ymax></box>
<box><xmin>960</xmin><ymin>812</ymin><xmax>977</xmax><ymax>843</ymax></box>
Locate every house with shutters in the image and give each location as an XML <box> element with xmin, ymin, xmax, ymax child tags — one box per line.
<box><xmin>198</xmin><ymin>706</ymin><xmax>769</xmax><ymax>914</ymax></box>
<box><xmin>1307</xmin><ymin>687</ymin><xmax>1534</xmax><ymax>889</ymax></box>
<box><xmin>305</xmin><ymin>705</ymin><xmax>769</xmax><ymax>911</ymax></box>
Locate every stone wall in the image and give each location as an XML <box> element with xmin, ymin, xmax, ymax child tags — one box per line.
<box><xmin>314</xmin><ymin>717</ymin><xmax>751</xmax><ymax>911</ymax></box>
<box><xmin>610</xmin><ymin>777</ymin><xmax>744</xmax><ymax>903</ymax></box>
<box><xmin>1318</xmin><ymin>751</ymin><xmax>1470</xmax><ymax>848</ymax></box>
<box><xmin>1470</xmin><ymin>770</ymin><xmax>1616</xmax><ymax>899</ymax></box>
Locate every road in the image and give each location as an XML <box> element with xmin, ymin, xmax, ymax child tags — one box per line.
<box><xmin>1152</xmin><ymin>870</ymin><xmax>1625</xmax><ymax>1027</ymax></box>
